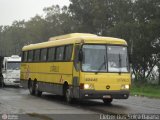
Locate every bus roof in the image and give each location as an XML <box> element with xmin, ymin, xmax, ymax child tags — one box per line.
<box><xmin>49</xmin><ymin>33</ymin><xmax>97</xmax><ymax>41</ymax></box>
<box><xmin>22</xmin><ymin>33</ymin><xmax>127</xmax><ymax>51</ymax></box>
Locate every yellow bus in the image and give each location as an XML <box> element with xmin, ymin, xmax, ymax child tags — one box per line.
<box><xmin>20</xmin><ymin>33</ymin><xmax>131</xmax><ymax>104</ymax></box>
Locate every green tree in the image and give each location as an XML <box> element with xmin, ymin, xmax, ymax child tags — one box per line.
<box><xmin>69</xmin><ymin>0</ymin><xmax>160</xmax><ymax>82</ymax></box>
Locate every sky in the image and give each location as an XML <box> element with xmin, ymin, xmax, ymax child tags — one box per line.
<box><xmin>0</xmin><ymin>0</ymin><xmax>70</xmax><ymax>26</ymax></box>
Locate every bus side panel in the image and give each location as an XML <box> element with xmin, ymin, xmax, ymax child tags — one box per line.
<box><xmin>21</xmin><ymin>62</ymin><xmax>73</xmax><ymax>95</ymax></box>
<box><xmin>37</xmin><ymin>62</ymin><xmax>73</xmax><ymax>95</ymax></box>
<box><xmin>38</xmin><ymin>82</ymin><xmax>63</xmax><ymax>95</ymax></box>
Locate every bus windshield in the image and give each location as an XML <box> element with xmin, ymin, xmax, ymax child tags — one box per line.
<box><xmin>82</xmin><ymin>45</ymin><xmax>129</xmax><ymax>73</ymax></box>
<box><xmin>7</xmin><ymin>62</ymin><xmax>20</xmax><ymax>70</ymax></box>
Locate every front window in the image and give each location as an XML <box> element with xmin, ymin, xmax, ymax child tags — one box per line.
<box><xmin>7</xmin><ymin>62</ymin><xmax>20</xmax><ymax>70</ymax></box>
<box><xmin>82</xmin><ymin>44</ymin><xmax>129</xmax><ymax>73</ymax></box>
<box><xmin>107</xmin><ymin>46</ymin><xmax>128</xmax><ymax>72</ymax></box>
<box><xmin>82</xmin><ymin>45</ymin><xmax>107</xmax><ymax>72</ymax></box>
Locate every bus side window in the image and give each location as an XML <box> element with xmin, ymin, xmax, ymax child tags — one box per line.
<box><xmin>24</xmin><ymin>51</ymin><xmax>28</xmax><ymax>62</ymax></box>
<box><xmin>48</xmin><ymin>47</ymin><xmax>55</xmax><ymax>61</ymax></box>
<box><xmin>64</xmin><ymin>45</ymin><xmax>73</xmax><ymax>61</ymax></box>
<box><xmin>34</xmin><ymin>49</ymin><xmax>40</xmax><ymax>62</ymax></box>
<box><xmin>22</xmin><ymin>52</ymin><xmax>24</xmax><ymax>62</ymax></box>
<box><xmin>28</xmin><ymin>50</ymin><xmax>33</xmax><ymax>62</ymax></box>
<box><xmin>40</xmin><ymin>48</ymin><xmax>47</xmax><ymax>61</ymax></box>
<box><xmin>56</xmin><ymin>46</ymin><xmax>64</xmax><ymax>61</ymax></box>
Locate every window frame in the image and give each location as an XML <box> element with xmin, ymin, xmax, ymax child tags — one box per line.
<box><xmin>22</xmin><ymin>44</ymin><xmax>73</xmax><ymax>63</ymax></box>
<box><xmin>40</xmin><ymin>48</ymin><xmax>47</xmax><ymax>62</ymax></box>
<box><xmin>34</xmin><ymin>49</ymin><xmax>40</xmax><ymax>62</ymax></box>
<box><xmin>28</xmin><ymin>50</ymin><xmax>34</xmax><ymax>62</ymax></box>
<box><xmin>47</xmin><ymin>47</ymin><xmax>56</xmax><ymax>62</ymax></box>
<box><xmin>64</xmin><ymin>44</ymin><xmax>73</xmax><ymax>61</ymax></box>
<box><xmin>55</xmin><ymin>46</ymin><xmax>65</xmax><ymax>61</ymax></box>
<box><xmin>24</xmin><ymin>51</ymin><xmax>28</xmax><ymax>62</ymax></box>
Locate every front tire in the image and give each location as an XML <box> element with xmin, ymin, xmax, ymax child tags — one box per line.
<box><xmin>1</xmin><ymin>77</ymin><xmax>5</xmax><ymax>88</ymax></box>
<box><xmin>2</xmin><ymin>82</ymin><xmax>5</xmax><ymax>88</ymax></box>
<box><xmin>103</xmin><ymin>98</ymin><xmax>113</xmax><ymax>104</ymax></box>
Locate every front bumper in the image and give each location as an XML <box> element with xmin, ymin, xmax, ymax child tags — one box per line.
<box><xmin>79</xmin><ymin>90</ymin><xmax>129</xmax><ymax>99</ymax></box>
<box><xmin>4</xmin><ymin>78</ymin><xmax>20</xmax><ymax>86</ymax></box>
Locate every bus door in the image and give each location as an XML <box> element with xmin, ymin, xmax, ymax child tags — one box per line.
<box><xmin>72</xmin><ymin>44</ymin><xmax>81</xmax><ymax>98</ymax></box>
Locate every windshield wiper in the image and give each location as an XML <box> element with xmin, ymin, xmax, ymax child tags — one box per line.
<box><xmin>95</xmin><ymin>56</ymin><xmax>107</xmax><ymax>74</ymax></box>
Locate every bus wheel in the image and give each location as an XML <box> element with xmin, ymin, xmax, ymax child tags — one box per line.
<box><xmin>35</xmin><ymin>82</ymin><xmax>42</xmax><ymax>97</ymax></box>
<box><xmin>2</xmin><ymin>82</ymin><xmax>5</xmax><ymax>88</ymax></box>
<box><xmin>65</xmin><ymin>88</ymin><xmax>73</xmax><ymax>104</ymax></box>
<box><xmin>1</xmin><ymin>77</ymin><xmax>5</xmax><ymax>88</ymax></box>
<box><xmin>103</xmin><ymin>98</ymin><xmax>113</xmax><ymax>104</ymax></box>
<box><xmin>29</xmin><ymin>81</ymin><xmax>35</xmax><ymax>95</ymax></box>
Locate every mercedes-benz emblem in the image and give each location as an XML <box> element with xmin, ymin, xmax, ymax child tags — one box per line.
<box><xmin>106</xmin><ymin>85</ymin><xmax>110</xmax><ymax>89</ymax></box>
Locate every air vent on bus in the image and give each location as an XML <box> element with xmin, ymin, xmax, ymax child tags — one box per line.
<box><xmin>48</xmin><ymin>33</ymin><xmax>97</xmax><ymax>41</ymax></box>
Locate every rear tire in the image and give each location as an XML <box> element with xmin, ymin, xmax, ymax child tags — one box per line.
<box><xmin>29</xmin><ymin>80</ymin><xmax>35</xmax><ymax>95</ymax></box>
<box><xmin>65</xmin><ymin>87</ymin><xmax>73</xmax><ymax>104</ymax></box>
<box><xmin>103</xmin><ymin>98</ymin><xmax>113</xmax><ymax>104</ymax></box>
<box><xmin>35</xmin><ymin>82</ymin><xmax>42</xmax><ymax>97</ymax></box>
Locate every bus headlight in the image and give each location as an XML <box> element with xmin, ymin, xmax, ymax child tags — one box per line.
<box><xmin>84</xmin><ymin>84</ymin><xmax>94</xmax><ymax>89</ymax></box>
<box><xmin>125</xmin><ymin>85</ymin><xmax>129</xmax><ymax>89</ymax></box>
<box><xmin>84</xmin><ymin>84</ymin><xmax>89</xmax><ymax>89</ymax></box>
<box><xmin>121</xmin><ymin>85</ymin><xmax>129</xmax><ymax>89</ymax></box>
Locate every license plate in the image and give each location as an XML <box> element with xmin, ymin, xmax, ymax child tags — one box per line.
<box><xmin>103</xmin><ymin>95</ymin><xmax>111</xmax><ymax>98</ymax></box>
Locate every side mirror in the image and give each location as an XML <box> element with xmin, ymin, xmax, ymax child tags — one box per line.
<box><xmin>78</xmin><ymin>50</ymin><xmax>83</xmax><ymax>62</ymax></box>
